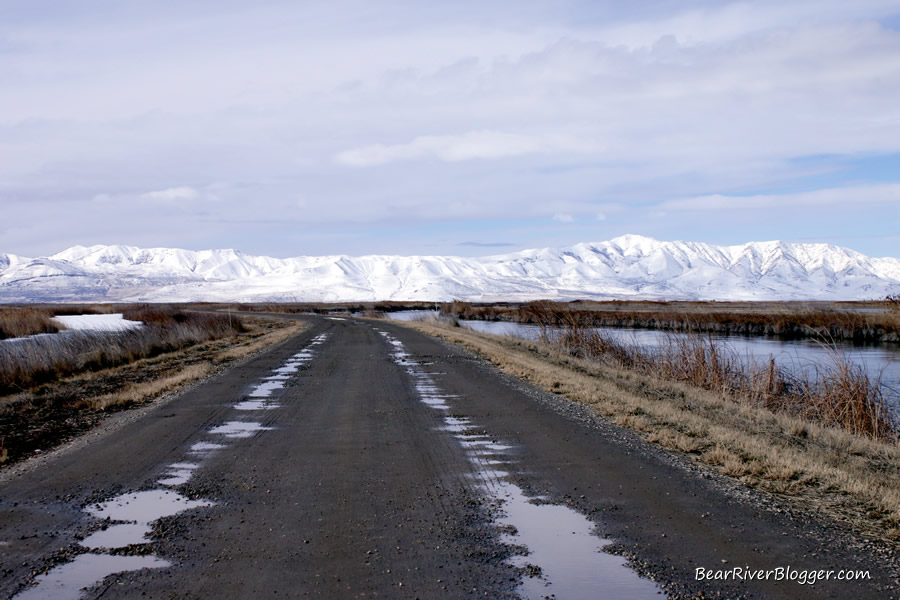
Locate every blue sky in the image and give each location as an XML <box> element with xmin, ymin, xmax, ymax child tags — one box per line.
<box><xmin>2</xmin><ymin>0</ymin><xmax>899</xmax><ymax>259</ymax></box>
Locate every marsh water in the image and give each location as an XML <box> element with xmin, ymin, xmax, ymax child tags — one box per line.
<box><xmin>386</xmin><ymin>311</ymin><xmax>900</xmax><ymax>408</ymax></box>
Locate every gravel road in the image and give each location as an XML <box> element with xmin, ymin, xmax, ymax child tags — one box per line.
<box><xmin>1</xmin><ymin>316</ymin><xmax>895</xmax><ymax>599</ymax></box>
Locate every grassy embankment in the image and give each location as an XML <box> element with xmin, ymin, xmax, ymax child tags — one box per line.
<box><xmin>0</xmin><ymin>306</ymin><xmax>304</xmax><ymax>465</ymax></box>
<box><xmin>401</xmin><ymin>317</ymin><xmax>900</xmax><ymax>542</ymax></box>
<box><xmin>442</xmin><ymin>299</ymin><xmax>900</xmax><ymax>342</ymax></box>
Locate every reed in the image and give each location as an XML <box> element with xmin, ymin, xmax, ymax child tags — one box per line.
<box><xmin>0</xmin><ymin>307</ymin><xmax>63</xmax><ymax>340</ymax></box>
<box><xmin>442</xmin><ymin>299</ymin><xmax>900</xmax><ymax>342</ymax></box>
<box><xmin>543</xmin><ymin>321</ymin><xmax>897</xmax><ymax>442</ymax></box>
<box><xmin>0</xmin><ymin>309</ymin><xmax>245</xmax><ymax>395</ymax></box>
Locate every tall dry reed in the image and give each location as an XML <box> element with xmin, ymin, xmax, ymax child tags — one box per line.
<box><xmin>0</xmin><ymin>308</ymin><xmax>63</xmax><ymax>340</ymax></box>
<box><xmin>445</xmin><ymin>299</ymin><xmax>900</xmax><ymax>342</ymax></box>
<box><xmin>543</xmin><ymin>321</ymin><xmax>898</xmax><ymax>442</ymax></box>
<box><xmin>0</xmin><ymin>309</ymin><xmax>244</xmax><ymax>394</ymax></box>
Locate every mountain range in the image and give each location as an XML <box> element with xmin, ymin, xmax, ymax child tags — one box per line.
<box><xmin>1</xmin><ymin>235</ymin><xmax>898</xmax><ymax>303</ymax></box>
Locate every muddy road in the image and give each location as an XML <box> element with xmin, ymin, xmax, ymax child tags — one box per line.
<box><xmin>1</xmin><ymin>316</ymin><xmax>895</xmax><ymax>599</ymax></box>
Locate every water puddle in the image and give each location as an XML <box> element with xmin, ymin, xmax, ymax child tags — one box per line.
<box><xmin>80</xmin><ymin>523</ymin><xmax>152</xmax><ymax>549</ymax></box>
<box><xmin>87</xmin><ymin>490</ymin><xmax>213</xmax><ymax>525</ymax></box>
<box><xmin>441</xmin><ymin>417</ymin><xmax>473</xmax><ymax>432</ymax></box>
<box><xmin>234</xmin><ymin>399</ymin><xmax>279</xmax><ymax>411</ymax></box>
<box><xmin>188</xmin><ymin>441</ymin><xmax>226</xmax><ymax>456</ymax></box>
<box><xmin>380</xmin><ymin>328</ymin><xmax>661</xmax><ymax>600</ymax></box>
<box><xmin>248</xmin><ymin>381</ymin><xmax>285</xmax><ymax>397</ymax></box>
<box><xmin>16</xmin><ymin>490</ymin><xmax>212</xmax><ymax>600</ymax></box>
<box><xmin>309</xmin><ymin>334</ymin><xmax>329</xmax><ymax>346</ymax></box>
<box><xmin>157</xmin><ymin>462</ymin><xmax>200</xmax><ymax>487</ymax></box>
<box><xmin>15</xmin><ymin>554</ymin><xmax>170</xmax><ymax>600</ymax></box>
<box><xmin>457</xmin><ymin>439</ymin><xmax>514</xmax><ymax>452</ymax></box>
<box><xmin>209</xmin><ymin>421</ymin><xmax>272</xmax><ymax>438</ymax></box>
<box><xmin>14</xmin><ymin>332</ymin><xmax>335</xmax><ymax>600</ymax></box>
<box><xmin>492</xmin><ymin>481</ymin><xmax>660</xmax><ymax>600</ymax></box>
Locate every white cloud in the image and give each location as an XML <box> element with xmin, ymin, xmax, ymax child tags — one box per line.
<box><xmin>2</xmin><ymin>1</ymin><xmax>900</xmax><ymax>258</ymax></box>
<box><xmin>662</xmin><ymin>183</ymin><xmax>900</xmax><ymax>211</ymax></box>
<box><xmin>335</xmin><ymin>131</ymin><xmax>544</xmax><ymax>166</ymax></box>
<box><xmin>139</xmin><ymin>186</ymin><xmax>200</xmax><ymax>202</ymax></box>
<box><xmin>552</xmin><ymin>213</ymin><xmax>574</xmax><ymax>223</ymax></box>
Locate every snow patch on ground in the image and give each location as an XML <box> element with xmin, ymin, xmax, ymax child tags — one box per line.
<box><xmin>51</xmin><ymin>314</ymin><xmax>143</xmax><ymax>332</ymax></box>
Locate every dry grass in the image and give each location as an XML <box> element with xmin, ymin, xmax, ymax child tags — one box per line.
<box><xmin>69</xmin><ymin>317</ymin><xmax>305</xmax><ymax>413</ymax></box>
<box><xmin>0</xmin><ymin>307</ymin><xmax>63</xmax><ymax>339</ymax></box>
<box><xmin>78</xmin><ymin>363</ymin><xmax>213</xmax><ymax>410</ymax></box>
<box><xmin>402</xmin><ymin>321</ymin><xmax>900</xmax><ymax>542</ymax></box>
<box><xmin>215</xmin><ymin>320</ymin><xmax>302</xmax><ymax>361</ymax></box>
<box><xmin>0</xmin><ymin>316</ymin><xmax>304</xmax><ymax>465</ymax></box>
<box><xmin>442</xmin><ymin>298</ymin><xmax>900</xmax><ymax>342</ymax></box>
<box><xmin>546</xmin><ymin>324</ymin><xmax>897</xmax><ymax>442</ymax></box>
<box><xmin>0</xmin><ymin>308</ymin><xmax>246</xmax><ymax>395</ymax></box>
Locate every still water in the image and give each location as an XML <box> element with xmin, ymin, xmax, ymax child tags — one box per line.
<box><xmin>386</xmin><ymin>311</ymin><xmax>900</xmax><ymax>406</ymax></box>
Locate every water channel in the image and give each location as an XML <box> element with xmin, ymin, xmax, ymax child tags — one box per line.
<box><xmin>386</xmin><ymin>311</ymin><xmax>900</xmax><ymax>409</ymax></box>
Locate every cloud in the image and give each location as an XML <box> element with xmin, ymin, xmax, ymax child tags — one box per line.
<box><xmin>458</xmin><ymin>241</ymin><xmax>516</xmax><ymax>247</ymax></box>
<box><xmin>335</xmin><ymin>131</ymin><xmax>544</xmax><ymax>166</ymax></box>
<box><xmin>2</xmin><ymin>2</ymin><xmax>900</xmax><ymax>259</ymax></box>
<box><xmin>661</xmin><ymin>183</ymin><xmax>900</xmax><ymax>211</ymax></box>
<box><xmin>552</xmin><ymin>213</ymin><xmax>574</xmax><ymax>223</ymax></box>
<box><xmin>139</xmin><ymin>186</ymin><xmax>201</xmax><ymax>202</ymax></box>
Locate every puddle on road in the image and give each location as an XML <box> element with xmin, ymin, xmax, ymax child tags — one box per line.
<box><xmin>80</xmin><ymin>523</ymin><xmax>152</xmax><ymax>549</ymax></box>
<box><xmin>491</xmin><ymin>480</ymin><xmax>660</xmax><ymax>600</ymax></box>
<box><xmin>234</xmin><ymin>399</ymin><xmax>279</xmax><ymax>411</ymax></box>
<box><xmin>16</xmin><ymin>490</ymin><xmax>212</xmax><ymax>600</ymax></box>
<box><xmin>457</xmin><ymin>439</ymin><xmax>514</xmax><ymax>452</ymax></box>
<box><xmin>381</xmin><ymin>329</ymin><xmax>662</xmax><ymax>600</ymax></box>
<box><xmin>441</xmin><ymin>417</ymin><xmax>473</xmax><ymax>432</ymax></box>
<box><xmin>188</xmin><ymin>441</ymin><xmax>226</xmax><ymax>456</ymax></box>
<box><xmin>86</xmin><ymin>490</ymin><xmax>214</xmax><ymax>526</ymax></box>
<box><xmin>308</xmin><ymin>334</ymin><xmax>329</xmax><ymax>346</ymax></box>
<box><xmin>15</xmin><ymin>331</ymin><xmax>335</xmax><ymax>600</ymax></box>
<box><xmin>157</xmin><ymin>462</ymin><xmax>200</xmax><ymax>486</ymax></box>
<box><xmin>209</xmin><ymin>421</ymin><xmax>272</xmax><ymax>438</ymax></box>
<box><xmin>248</xmin><ymin>381</ymin><xmax>285</xmax><ymax>397</ymax></box>
<box><xmin>15</xmin><ymin>554</ymin><xmax>171</xmax><ymax>600</ymax></box>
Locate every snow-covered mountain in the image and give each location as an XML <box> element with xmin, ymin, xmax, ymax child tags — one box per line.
<box><xmin>1</xmin><ymin>235</ymin><xmax>898</xmax><ymax>303</ymax></box>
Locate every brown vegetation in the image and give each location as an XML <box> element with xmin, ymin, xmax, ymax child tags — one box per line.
<box><xmin>0</xmin><ymin>308</ymin><xmax>245</xmax><ymax>395</ymax></box>
<box><xmin>441</xmin><ymin>299</ymin><xmax>900</xmax><ymax>342</ymax></box>
<box><xmin>548</xmin><ymin>323</ymin><xmax>896</xmax><ymax>441</ymax></box>
<box><xmin>232</xmin><ymin>300</ymin><xmax>441</xmax><ymax>315</ymax></box>
<box><xmin>0</xmin><ymin>307</ymin><xmax>63</xmax><ymax>340</ymax></box>
<box><xmin>0</xmin><ymin>315</ymin><xmax>302</xmax><ymax>466</ymax></box>
<box><xmin>401</xmin><ymin>320</ymin><xmax>900</xmax><ymax>541</ymax></box>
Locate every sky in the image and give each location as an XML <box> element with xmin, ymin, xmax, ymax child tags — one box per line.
<box><xmin>2</xmin><ymin>0</ymin><xmax>899</xmax><ymax>259</ymax></box>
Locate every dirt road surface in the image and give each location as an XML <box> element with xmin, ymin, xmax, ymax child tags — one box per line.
<box><xmin>1</xmin><ymin>316</ymin><xmax>896</xmax><ymax>599</ymax></box>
